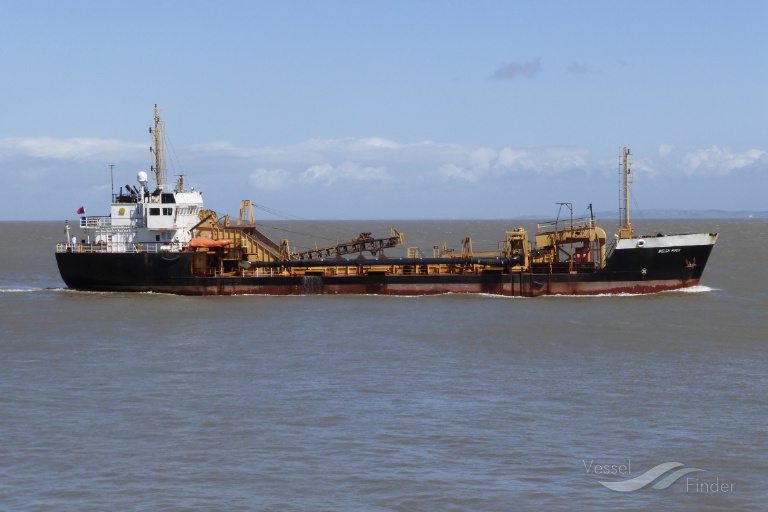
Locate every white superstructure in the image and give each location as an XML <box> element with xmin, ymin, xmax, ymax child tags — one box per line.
<box><xmin>77</xmin><ymin>174</ymin><xmax>204</xmax><ymax>252</ymax></box>
<box><xmin>64</xmin><ymin>104</ymin><xmax>205</xmax><ymax>254</ymax></box>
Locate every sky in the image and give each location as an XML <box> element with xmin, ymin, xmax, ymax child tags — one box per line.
<box><xmin>1</xmin><ymin>0</ymin><xmax>766</xmax><ymax>221</ymax></box>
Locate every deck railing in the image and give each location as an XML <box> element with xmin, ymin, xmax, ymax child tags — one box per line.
<box><xmin>56</xmin><ymin>242</ymin><xmax>187</xmax><ymax>254</ymax></box>
<box><xmin>79</xmin><ymin>216</ymin><xmax>144</xmax><ymax>228</ymax></box>
<box><xmin>536</xmin><ymin>216</ymin><xmax>596</xmax><ymax>235</ymax></box>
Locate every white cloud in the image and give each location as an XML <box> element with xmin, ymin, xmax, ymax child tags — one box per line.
<box><xmin>188</xmin><ymin>137</ymin><xmax>403</xmax><ymax>166</ymax></box>
<box><xmin>0</xmin><ymin>137</ymin><xmax>144</xmax><ymax>160</ymax></box>
<box><xmin>301</xmin><ymin>163</ymin><xmax>334</xmax><ymax>183</ymax></box>
<box><xmin>468</xmin><ymin>147</ymin><xmax>496</xmax><ymax>172</ymax></box>
<box><xmin>300</xmin><ymin>162</ymin><xmax>391</xmax><ymax>186</ymax></box>
<box><xmin>13</xmin><ymin>134</ymin><xmax>761</xmax><ymax>195</ymax></box>
<box><xmin>496</xmin><ymin>147</ymin><xmax>525</xmax><ymax>168</ymax></box>
<box><xmin>348</xmin><ymin>137</ymin><xmax>399</xmax><ymax>150</ymax></box>
<box><xmin>201</xmin><ymin>140</ymin><xmax>591</xmax><ymax>185</ymax></box>
<box><xmin>433</xmin><ymin>146</ymin><xmax>589</xmax><ymax>183</ymax></box>
<box><xmin>3</xmin><ymin>134</ymin><xmax>766</xmax><ymax>220</ymax></box>
<box><xmin>496</xmin><ymin>146</ymin><xmax>589</xmax><ymax>173</ymax></box>
<box><xmin>679</xmin><ymin>146</ymin><xmax>766</xmax><ymax>175</ymax></box>
<box><xmin>658</xmin><ymin>143</ymin><xmax>675</xmax><ymax>158</ymax></box>
<box><xmin>192</xmin><ymin>140</ymin><xmax>239</xmax><ymax>153</ymax></box>
<box><xmin>436</xmin><ymin>163</ymin><xmax>480</xmax><ymax>182</ymax></box>
<box><xmin>248</xmin><ymin>168</ymin><xmax>290</xmax><ymax>190</ymax></box>
<box><xmin>630</xmin><ymin>158</ymin><xmax>660</xmax><ymax>178</ymax></box>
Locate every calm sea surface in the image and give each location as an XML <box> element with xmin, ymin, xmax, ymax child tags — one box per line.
<box><xmin>1</xmin><ymin>219</ymin><xmax>766</xmax><ymax>511</ymax></box>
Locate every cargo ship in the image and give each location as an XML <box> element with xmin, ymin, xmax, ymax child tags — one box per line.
<box><xmin>55</xmin><ymin>106</ymin><xmax>718</xmax><ymax>296</ymax></box>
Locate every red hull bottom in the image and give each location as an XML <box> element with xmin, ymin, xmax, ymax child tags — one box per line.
<box><xmin>91</xmin><ymin>278</ymin><xmax>702</xmax><ymax>297</ymax></box>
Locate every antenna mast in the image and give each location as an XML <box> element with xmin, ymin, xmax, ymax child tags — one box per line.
<box><xmin>618</xmin><ymin>147</ymin><xmax>633</xmax><ymax>239</ymax></box>
<box><xmin>110</xmin><ymin>163</ymin><xmax>115</xmax><ymax>202</ymax></box>
<box><xmin>149</xmin><ymin>104</ymin><xmax>166</xmax><ymax>190</ymax></box>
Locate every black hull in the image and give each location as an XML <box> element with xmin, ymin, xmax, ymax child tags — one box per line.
<box><xmin>55</xmin><ymin>241</ymin><xmax>715</xmax><ymax>297</ymax></box>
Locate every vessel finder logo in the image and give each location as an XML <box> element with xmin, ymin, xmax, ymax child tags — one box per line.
<box><xmin>591</xmin><ymin>461</ymin><xmax>704</xmax><ymax>492</ymax></box>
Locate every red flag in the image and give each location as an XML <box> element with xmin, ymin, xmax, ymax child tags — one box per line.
<box><xmin>76</xmin><ymin>206</ymin><xmax>85</xmax><ymax>215</ymax></box>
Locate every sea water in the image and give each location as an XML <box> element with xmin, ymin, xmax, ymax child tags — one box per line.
<box><xmin>1</xmin><ymin>219</ymin><xmax>766</xmax><ymax>511</ymax></box>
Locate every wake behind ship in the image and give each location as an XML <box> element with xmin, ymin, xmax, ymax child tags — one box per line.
<box><xmin>55</xmin><ymin>106</ymin><xmax>718</xmax><ymax>296</ymax></box>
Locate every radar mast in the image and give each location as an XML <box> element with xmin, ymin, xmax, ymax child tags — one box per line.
<box><xmin>149</xmin><ymin>104</ymin><xmax>166</xmax><ymax>190</ymax></box>
<box><xmin>618</xmin><ymin>147</ymin><xmax>633</xmax><ymax>239</ymax></box>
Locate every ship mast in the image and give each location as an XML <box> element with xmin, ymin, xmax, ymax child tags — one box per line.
<box><xmin>618</xmin><ymin>147</ymin><xmax>633</xmax><ymax>239</ymax></box>
<box><xmin>149</xmin><ymin>104</ymin><xmax>166</xmax><ymax>190</ymax></box>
